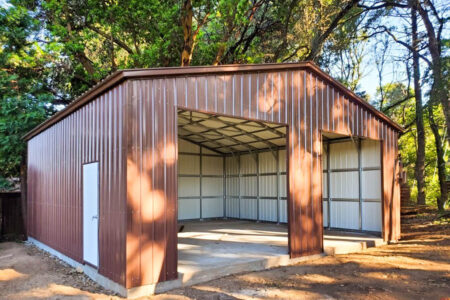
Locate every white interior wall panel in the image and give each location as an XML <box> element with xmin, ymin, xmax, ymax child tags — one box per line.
<box><xmin>361</xmin><ymin>170</ymin><xmax>381</xmax><ymax>200</ymax></box>
<box><xmin>179</xmin><ymin>138</ymin><xmax>289</xmax><ymax>223</ymax></box>
<box><xmin>240</xmin><ymin>198</ymin><xmax>257</xmax><ymax>220</ymax></box>
<box><xmin>361</xmin><ymin>140</ymin><xmax>381</xmax><ymax>168</ymax></box>
<box><xmin>279</xmin><ymin>200</ymin><xmax>288</xmax><ymax>223</ymax></box>
<box><xmin>279</xmin><ymin>149</ymin><xmax>286</xmax><ymax>171</ymax></box>
<box><xmin>361</xmin><ymin>140</ymin><xmax>382</xmax><ymax>232</ymax></box>
<box><xmin>178</xmin><ymin>155</ymin><xmax>200</xmax><ymax>174</ymax></box>
<box><xmin>225</xmin><ymin>156</ymin><xmax>239</xmax><ymax>175</ymax></box>
<box><xmin>329</xmin><ymin>142</ymin><xmax>358</xmax><ymax>169</ymax></box>
<box><xmin>259</xmin><ymin>152</ymin><xmax>277</xmax><ymax>173</ymax></box>
<box><xmin>240</xmin><ymin>177</ymin><xmax>257</xmax><ymax>196</ymax></box>
<box><xmin>178</xmin><ymin>177</ymin><xmax>201</xmax><ymax>197</ymax></box>
<box><xmin>279</xmin><ymin>175</ymin><xmax>287</xmax><ymax>198</ymax></box>
<box><xmin>322</xmin><ymin>145</ymin><xmax>328</xmax><ymax>227</ymax></box>
<box><xmin>259</xmin><ymin>176</ymin><xmax>277</xmax><ymax>197</ymax></box>
<box><xmin>259</xmin><ymin>200</ymin><xmax>278</xmax><ymax>222</ymax></box>
<box><xmin>258</xmin><ymin>151</ymin><xmax>278</xmax><ymax>222</ymax></box>
<box><xmin>178</xmin><ymin>199</ymin><xmax>201</xmax><ymax>219</ymax></box>
<box><xmin>240</xmin><ymin>154</ymin><xmax>257</xmax><ymax>174</ymax></box>
<box><xmin>362</xmin><ymin>202</ymin><xmax>382</xmax><ymax>231</ymax></box>
<box><xmin>178</xmin><ymin>138</ymin><xmax>224</xmax><ymax>220</ymax></box>
<box><xmin>179</xmin><ymin>139</ymin><xmax>200</xmax><ymax>153</ymax></box>
<box><xmin>328</xmin><ymin>141</ymin><xmax>359</xmax><ymax>230</ymax></box>
<box><xmin>225</xmin><ymin>156</ymin><xmax>239</xmax><ymax>219</ymax></box>
<box><xmin>330</xmin><ymin>172</ymin><xmax>359</xmax><ymax>199</ymax></box>
<box><xmin>323</xmin><ymin>139</ymin><xmax>382</xmax><ymax>232</ymax></box>
<box><xmin>202</xmin><ymin>198</ymin><xmax>223</xmax><ymax>218</ymax></box>
<box><xmin>330</xmin><ymin>202</ymin><xmax>359</xmax><ymax>229</ymax></box>
<box><xmin>323</xmin><ymin>201</ymin><xmax>328</xmax><ymax>227</ymax></box>
<box><xmin>202</xmin><ymin>156</ymin><xmax>223</xmax><ymax>175</ymax></box>
<box><xmin>226</xmin><ymin>198</ymin><xmax>240</xmax><ymax>218</ymax></box>
<box><xmin>202</xmin><ymin>177</ymin><xmax>223</xmax><ymax>196</ymax></box>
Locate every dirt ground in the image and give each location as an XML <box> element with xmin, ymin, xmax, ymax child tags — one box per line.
<box><xmin>1</xmin><ymin>208</ymin><xmax>449</xmax><ymax>300</ymax></box>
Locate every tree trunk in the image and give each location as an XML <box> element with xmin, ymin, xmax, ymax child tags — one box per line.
<box><xmin>305</xmin><ymin>0</ymin><xmax>359</xmax><ymax>61</ymax></box>
<box><xmin>427</xmin><ymin>103</ymin><xmax>448</xmax><ymax>211</ymax></box>
<box><xmin>411</xmin><ymin>4</ymin><xmax>426</xmax><ymax>205</ymax></box>
<box><xmin>181</xmin><ymin>0</ymin><xmax>194</xmax><ymax>66</ymax></box>
<box><xmin>416</xmin><ymin>3</ymin><xmax>450</xmax><ymax>144</ymax></box>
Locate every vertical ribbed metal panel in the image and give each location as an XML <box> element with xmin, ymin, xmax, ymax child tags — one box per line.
<box><xmin>28</xmin><ymin>65</ymin><xmax>401</xmax><ymax>289</ymax></box>
<box><xmin>126</xmin><ymin>79</ymin><xmax>178</xmax><ymax>287</ymax></box>
<box><xmin>27</xmin><ymin>84</ymin><xmax>127</xmax><ymax>286</ymax></box>
<box><xmin>129</xmin><ymin>65</ymin><xmax>399</xmax><ymax>276</ymax></box>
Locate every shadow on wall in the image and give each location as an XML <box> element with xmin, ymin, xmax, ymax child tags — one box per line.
<box><xmin>126</xmin><ymin>139</ymin><xmax>178</xmax><ymax>288</ymax></box>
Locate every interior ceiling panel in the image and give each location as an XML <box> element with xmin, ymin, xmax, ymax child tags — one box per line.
<box><xmin>178</xmin><ymin>109</ymin><xmax>287</xmax><ymax>155</ymax></box>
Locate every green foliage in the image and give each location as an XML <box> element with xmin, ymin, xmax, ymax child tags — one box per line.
<box><xmin>0</xmin><ymin>4</ymin><xmax>56</xmax><ymax>189</ymax></box>
<box><xmin>1</xmin><ymin>0</ymin><xmax>447</xmax><ymax>208</ymax></box>
<box><xmin>377</xmin><ymin>83</ymin><xmax>449</xmax><ymax>206</ymax></box>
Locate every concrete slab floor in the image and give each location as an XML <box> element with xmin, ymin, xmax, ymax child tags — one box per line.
<box><xmin>170</xmin><ymin>219</ymin><xmax>385</xmax><ymax>292</ymax></box>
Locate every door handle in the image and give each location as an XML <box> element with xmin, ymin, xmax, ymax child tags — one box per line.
<box><xmin>92</xmin><ymin>215</ymin><xmax>98</xmax><ymax>220</ymax></box>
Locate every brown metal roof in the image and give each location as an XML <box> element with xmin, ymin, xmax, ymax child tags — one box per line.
<box><xmin>23</xmin><ymin>61</ymin><xmax>403</xmax><ymax>140</ymax></box>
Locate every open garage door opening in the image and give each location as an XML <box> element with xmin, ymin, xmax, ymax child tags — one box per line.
<box><xmin>322</xmin><ymin>132</ymin><xmax>383</xmax><ymax>235</ymax></box>
<box><xmin>177</xmin><ymin>109</ymin><xmax>289</xmax><ymax>279</ymax></box>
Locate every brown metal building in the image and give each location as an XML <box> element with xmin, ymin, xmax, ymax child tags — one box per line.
<box><xmin>25</xmin><ymin>62</ymin><xmax>402</xmax><ymax>296</ymax></box>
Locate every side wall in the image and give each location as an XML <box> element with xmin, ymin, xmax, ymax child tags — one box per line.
<box><xmin>125</xmin><ymin>69</ymin><xmax>401</xmax><ymax>287</ymax></box>
<box><xmin>27</xmin><ymin>84</ymin><xmax>127</xmax><ymax>285</ymax></box>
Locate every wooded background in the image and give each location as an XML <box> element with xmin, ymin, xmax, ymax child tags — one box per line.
<box><xmin>0</xmin><ymin>0</ymin><xmax>448</xmax><ymax>209</ymax></box>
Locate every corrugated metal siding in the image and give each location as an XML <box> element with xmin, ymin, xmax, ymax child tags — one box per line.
<box><xmin>27</xmin><ymin>84</ymin><xmax>127</xmax><ymax>285</ymax></box>
<box><xmin>125</xmin><ymin>79</ymin><xmax>178</xmax><ymax>287</ymax></box>
<box><xmin>28</xmin><ymin>64</ymin><xmax>401</xmax><ymax>289</ymax></box>
<box><xmin>149</xmin><ymin>69</ymin><xmax>396</xmax><ymax>259</ymax></box>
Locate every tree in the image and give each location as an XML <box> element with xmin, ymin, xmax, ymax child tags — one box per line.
<box><xmin>364</xmin><ymin>0</ymin><xmax>448</xmax><ymax>209</ymax></box>
<box><xmin>0</xmin><ymin>5</ymin><xmax>60</xmax><ymax>189</ymax></box>
<box><xmin>411</xmin><ymin>3</ymin><xmax>426</xmax><ymax>205</ymax></box>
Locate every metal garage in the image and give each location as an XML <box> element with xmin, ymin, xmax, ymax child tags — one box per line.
<box><xmin>24</xmin><ymin>62</ymin><xmax>403</xmax><ymax>297</ymax></box>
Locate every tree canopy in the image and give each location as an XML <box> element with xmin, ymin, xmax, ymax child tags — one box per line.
<box><xmin>0</xmin><ymin>0</ymin><xmax>448</xmax><ymax>208</ymax></box>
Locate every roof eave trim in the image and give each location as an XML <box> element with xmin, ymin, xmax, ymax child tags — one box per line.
<box><xmin>306</xmin><ymin>63</ymin><xmax>404</xmax><ymax>133</ymax></box>
<box><xmin>23</xmin><ymin>71</ymin><xmax>125</xmax><ymax>140</ymax></box>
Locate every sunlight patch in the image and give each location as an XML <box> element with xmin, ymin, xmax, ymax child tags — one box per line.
<box><xmin>0</xmin><ymin>268</ymin><xmax>26</xmax><ymax>281</ymax></box>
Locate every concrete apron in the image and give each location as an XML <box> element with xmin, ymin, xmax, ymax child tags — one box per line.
<box><xmin>28</xmin><ymin>221</ymin><xmax>386</xmax><ymax>298</ymax></box>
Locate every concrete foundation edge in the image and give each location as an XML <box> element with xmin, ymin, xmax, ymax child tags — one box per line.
<box><xmin>27</xmin><ymin>237</ymin><xmax>130</xmax><ymax>297</ymax></box>
<box><xmin>26</xmin><ymin>237</ymin><xmax>326</xmax><ymax>298</ymax></box>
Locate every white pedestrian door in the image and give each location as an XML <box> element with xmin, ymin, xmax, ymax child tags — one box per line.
<box><xmin>83</xmin><ymin>162</ymin><xmax>99</xmax><ymax>267</ymax></box>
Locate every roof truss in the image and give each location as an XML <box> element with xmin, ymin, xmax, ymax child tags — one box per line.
<box><xmin>178</xmin><ymin>109</ymin><xmax>287</xmax><ymax>155</ymax></box>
